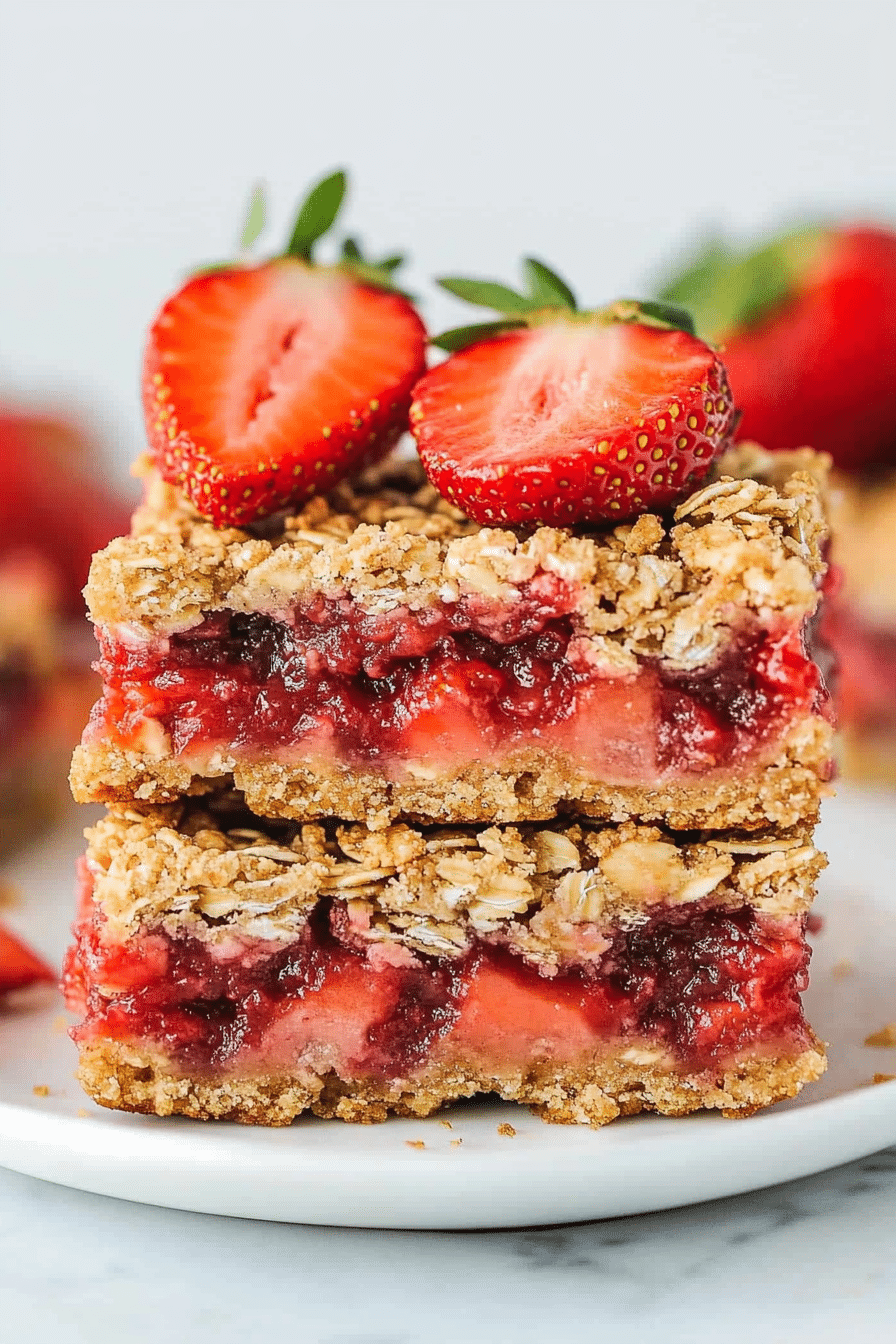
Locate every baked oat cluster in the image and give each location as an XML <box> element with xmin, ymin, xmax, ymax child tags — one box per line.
<box><xmin>64</xmin><ymin>220</ymin><xmax>834</xmax><ymax>1126</ymax></box>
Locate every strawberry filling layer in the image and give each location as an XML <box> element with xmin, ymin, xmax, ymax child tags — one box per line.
<box><xmin>66</xmin><ymin>883</ymin><xmax>814</xmax><ymax>1080</ymax></box>
<box><xmin>86</xmin><ymin>588</ymin><xmax>828</xmax><ymax>783</ymax></box>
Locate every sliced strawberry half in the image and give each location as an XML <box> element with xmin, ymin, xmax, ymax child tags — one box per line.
<box><xmin>144</xmin><ymin>172</ymin><xmax>427</xmax><ymax>527</ymax></box>
<box><xmin>0</xmin><ymin>922</ymin><xmax>55</xmax><ymax>996</ymax></box>
<box><xmin>411</xmin><ymin>265</ymin><xmax>733</xmax><ymax>527</ymax></box>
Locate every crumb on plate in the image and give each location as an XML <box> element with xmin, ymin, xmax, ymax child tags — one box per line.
<box><xmin>865</xmin><ymin>1023</ymin><xmax>896</xmax><ymax>1048</ymax></box>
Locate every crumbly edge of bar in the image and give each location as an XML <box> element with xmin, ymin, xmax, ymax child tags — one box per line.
<box><xmin>85</xmin><ymin>444</ymin><xmax>828</xmax><ymax>675</ymax></box>
<box><xmin>75</xmin><ymin>1038</ymin><xmax>827</xmax><ymax>1127</ymax></box>
<box><xmin>71</xmin><ymin>713</ymin><xmax>834</xmax><ymax>833</ymax></box>
<box><xmin>81</xmin><ymin>795</ymin><xmax>825</xmax><ymax>969</ymax></box>
<box><xmin>829</xmin><ymin>467</ymin><xmax>896</xmax><ymax>625</ymax></box>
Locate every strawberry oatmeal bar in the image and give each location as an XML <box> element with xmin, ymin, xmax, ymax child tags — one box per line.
<box><xmin>65</xmin><ymin>797</ymin><xmax>825</xmax><ymax>1123</ymax></box>
<box><xmin>65</xmin><ymin>177</ymin><xmax>832</xmax><ymax>1125</ymax></box>
<box><xmin>71</xmin><ymin>445</ymin><xmax>832</xmax><ymax>832</ymax></box>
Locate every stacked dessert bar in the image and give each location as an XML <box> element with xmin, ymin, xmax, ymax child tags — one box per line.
<box><xmin>64</xmin><ymin>181</ymin><xmax>833</xmax><ymax>1125</ymax></box>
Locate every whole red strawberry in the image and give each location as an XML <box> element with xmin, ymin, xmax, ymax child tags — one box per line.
<box><xmin>144</xmin><ymin>173</ymin><xmax>427</xmax><ymax>527</ymax></box>
<box><xmin>410</xmin><ymin>261</ymin><xmax>734</xmax><ymax>527</ymax></box>
<box><xmin>660</xmin><ymin>224</ymin><xmax>896</xmax><ymax>472</ymax></box>
<box><xmin>0</xmin><ymin>409</ymin><xmax>132</xmax><ymax>615</ymax></box>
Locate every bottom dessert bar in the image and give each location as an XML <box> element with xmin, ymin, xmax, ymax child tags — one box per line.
<box><xmin>64</xmin><ymin>797</ymin><xmax>827</xmax><ymax>1127</ymax></box>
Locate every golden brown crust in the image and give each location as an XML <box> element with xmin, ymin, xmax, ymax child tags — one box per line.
<box><xmin>87</xmin><ymin>446</ymin><xmax>828</xmax><ymax>681</ymax></box>
<box><xmin>75</xmin><ymin>1036</ymin><xmax>827</xmax><ymax>1127</ymax></box>
<box><xmin>71</xmin><ymin>715</ymin><xmax>834</xmax><ymax>832</ymax></box>
<box><xmin>84</xmin><ymin>799</ymin><xmax>825</xmax><ymax>967</ymax></box>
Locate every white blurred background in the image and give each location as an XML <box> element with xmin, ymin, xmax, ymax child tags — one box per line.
<box><xmin>1</xmin><ymin>0</ymin><xmax>894</xmax><ymax>485</ymax></box>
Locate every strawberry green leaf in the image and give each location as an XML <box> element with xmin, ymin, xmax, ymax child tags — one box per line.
<box><xmin>660</xmin><ymin>226</ymin><xmax>828</xmax><ymax>339</ymax></box>
<box><xmin>239</xmin><ymin>182</ymin><xmax>267</xmax><ymax>251</ymax></box>
<box><xmin>340</xmin><ymin>257</ymin><xmax>415</xmax><ymax>300</ymax></box>
<box><xmin>430</xmin><ymin>319</ymin><xmax>527</xmax><ymax>352</ymax></box>
<box><xmin>336</xmin><ymin>236</ymin><xmax>413</xmax><ymax>298</ymax></box>
<box><xmin>286</xmin><ymin>169</ymin><xmax>348</xmax><ymax>261</ymax></box>
<box><xmin>437</xmin><ymin>277</ymin><xmax>537</xmax><ymax>316</ymax></box>
<box><xmin>523</xmin><ymin>257</ymin><xmax>577</xmax><ymax>310</ymax></box>
<box><xmin>630</xmin><ymin>300</ymin><xmax>696</xmax><ymax>335</ymax></box>
<box><xmin>659</xmin><ymin>235</ymin><xmax>731</xmax><ymax>337</ymax></box>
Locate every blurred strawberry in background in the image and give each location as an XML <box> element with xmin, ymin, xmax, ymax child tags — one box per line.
<box><xmin>0</xmin><ymin>406</ymin><xmax>133</xmax><ymax>615</ymax></box>
<box><xmin>660</xmin><ymin>223</ymin><xmax>896</xmax><ymax>471</ymax></box>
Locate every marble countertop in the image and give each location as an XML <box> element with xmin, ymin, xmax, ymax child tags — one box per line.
<box><xmin>2</xmin><ymin>1146</ymin><xmax>894</xmax><ymax>1343</ymax></box>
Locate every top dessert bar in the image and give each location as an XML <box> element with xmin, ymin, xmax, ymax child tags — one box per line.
<box><xmin>71</xmin><ymin>440</ymin><xmax>833</xmax><ymax>831</ymax></box>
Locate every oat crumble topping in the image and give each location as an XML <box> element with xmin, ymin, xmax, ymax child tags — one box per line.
<box><xmin>84</xmin><ymin>800</ymin><xmax>824</xmax><ymax>969</ymax></box>
<box><xmin>85</xmin><ymin>445</ymin><xmax>829</xmax><ymax>675</ymax></box>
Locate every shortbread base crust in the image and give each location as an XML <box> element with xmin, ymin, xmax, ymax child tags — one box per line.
<box><xmin>71</xmin><ymin>717</ymin><xmax>833</xmax><ymax>831</ymax></box>
<box><xmin>76</xmin><ymin>1038</ymin><xmax>826</xmax><ymax>1127</ymax></box>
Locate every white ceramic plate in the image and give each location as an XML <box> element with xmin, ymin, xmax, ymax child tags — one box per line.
<box><xmin>1</xmin><ymin>788</ymin><xmax>894</xmax><ymax>1229</ymax></box>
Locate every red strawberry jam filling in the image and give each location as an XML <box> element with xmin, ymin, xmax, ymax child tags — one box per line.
<box><xmin>86</xmin><ymin>587</ymin><xmax>828</xmax><ymax>783</ymax></box>
<box><xmin>66</xmin><ymin>881</ymin><xmax>814</xmax><ymax>1080</ymax></box>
